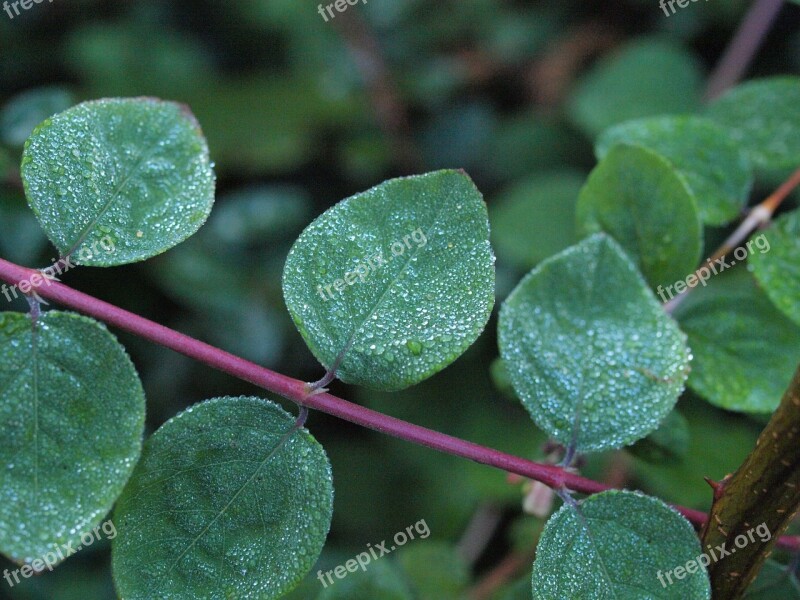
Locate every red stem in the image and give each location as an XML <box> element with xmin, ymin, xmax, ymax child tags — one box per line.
<box><xmin>0</xmin><ymin>256</ymin><xmax>797</xmax><ymax>552</ymax></box>
<box><xmin>703</xmin><ymin>0</ymin><xmax>784</xmax><ymax>101</ymax></box>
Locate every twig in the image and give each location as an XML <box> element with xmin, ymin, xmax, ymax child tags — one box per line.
<box><xmin>0</xmin><ymin>257</ymin><xmax>798</xmax><ymax>551</ymax></box>
<box><xmin>457</xmin><ymin>504</ymin><xmax>504</xmax><ymax>566</ymax></box>
<box><xmin>704</xmin><ymin>0</ymin><xmax>785</xmax><ymax>101</ymax></box>
<box><xmin>469</xmin><ymin>546</ymin><xmax>537</xmax><ymax>600</ymax></box>
<box><xmin>664</xmin><ymin>165</ymin><xmax>800</xmax><ymax>314</ymax></box>
<box><xmin>701</xmin><ymin>365</ymin><xmax>800</xmax><ymax>598</ymax></box>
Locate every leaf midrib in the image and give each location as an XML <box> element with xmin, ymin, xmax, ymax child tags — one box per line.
<box><xmin>573</xmin><ymin>505</ymin><xmax>678</xmax><ymax>599</ymax></box>
<box><xmin>333</xmin><ymin>197</ymin><xmax>451</xmax><ymax>372</ymax></box>
<box><xmin>162</xmin><ymin>422</ymin><xmax>300</xmax><ymax>580</ymax></box>
<box><xmin>63</xmin><ymin>121</ymin><xmax>173</xmax><ymax>258</ymax></box>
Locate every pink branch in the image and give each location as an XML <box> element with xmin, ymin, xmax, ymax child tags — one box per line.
<box><xmin>0</xmin><ymin>256</ymin><xmax>797</xmax><ymax>552</ymax></box>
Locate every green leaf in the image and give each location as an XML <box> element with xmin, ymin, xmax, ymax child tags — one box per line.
<box><xmin>316</xmin><ymin>560</ymin><xmax>413</xmax><ymax>600</ymax></box>
<box><xmin>489</xmin><ymin>170</ymin><xmax>585</xmax><ymax>270</ymax></box>
<box><xmin>0</xmin><ymin>311</ymin><xmax>145</xmax><ymax>563</ymax></box>
<box><xmin>282</xmin><ymin>170</ymin><xmax>495</xmax><ymax>391</ymax></box>
<box><xmin>187</xmin><ymin>77</ymin><xmax>365</xmax><ymax>174</ymax></box>
<box><xmin>596</xmin><ymin>116</ymin><xmax>752</xmax><ymax>225</ymax></box>
<box><xmin>64</xmin><ymin>25</ymin><xmax>214</xmax><ymax>99</ymax></box>
<box><xmin>0</xmin><ymin>87</ymin><xmax>74</xmax><ymax>148</ymax></box>
<box><xmin>577</xmin><ymin>144</ymin><xmax>702</xmax><ymax>290</ymax></box>
<box><xmin>111</xmin><ymin>396</ymin><xmax>333</xmax><ymax>600</ymax></box>
<box><xmin>420</xmin><ymin>102</ymin><xmax>496</xmax><ymax>172</ymax></box>
<box><xmin>568</xmin><ymin>38</ymin><xmax>703</xmax><ymax>138</ymax></box>
<box><xmin>0</xmin><ymin>146</ymin><xmax>10</xmax><ymax>173</ymax></box>
<box><xmin>495</xmin><ymin>578</ymin><xmax>534</xmax><ymax>600</ymax></box>
<box><xmin>531</xmin><ymin>490</ymin><xmax>710</xmax><ymax>599</ymax></box>
<box><xmin>632</xmin><ymin>396</ymin><xmax>762</xmax><ymax>509</ymax></box>
<box><xmin>486</xmin><ymin>113</ymin><xmax>586</xmax><ymax>181</ymax></box>
<box><xmin>705</xmin><ymin>77</ymin><xmax>800</xmax><ymax>172</ymax></box>
<box><xmin>626</xmin><ymin>409</ymin><xmax>690</xmax><ymax>465</ymax></box>
<box><xmin>0</xmin><ymin>188</ymin><xmax>50</xmax><ymax>265</ymax></box>
<box><xmin>744</xmin><ymin>559</ymin><xmax>800</xmax><ymax>599</ymax></box>
<box><xmin>396</xmin><ymin>541</ymin><xmax>470</xmax><ymax>600</ymax></box>
<box><xmin>21</xmin><ymin>98</ymin><xmax>216</xmax><ymax>266</ymax></box>
<box><xmin>490</xmin><ymin>356</ymin><xmax>517</xmax><ymax>400</ymax></box>
<box><xmin>498</xmin><ymin>234</ymin><xmax>690</xmax><ymax>453</ymax></box>
<box><xmin>749</xmin><ymin>211</ymin><xmax>800</xmax><ymax>327</ymax></box>
<box><xmin>675</xmin><ymin>270</ymin><xmax>800</xmax><ymax>413</ymax></box>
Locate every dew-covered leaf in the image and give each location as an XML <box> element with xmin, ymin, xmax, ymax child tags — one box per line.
<box><xmin>705</xmin><ymin>77</ymin><xmax>800</xmax><ymax>172</ymax></box>
<box><xmin>498</xmin><ymin>234</ymin><xmax>690</xmax><ymax>453</ymax></box>
<box><xmin>749</xmin><ymin>210</ymin><xmax>800</xmax><ymax>327</ymax></box>
<box><xmin>676</xmin><ymin>269</ymin><xmax>800</xmax><ymax>413</ymax></box>
<box><xmin>568</xmin><ymin>38</ymin><xmax>703</xmax><ymax>138</ymax></box>
<box><xmin>0</xmin><ymin>87</ymin><xmax>74</xmax><ymax>148</ymax></box>
<box><xmin>577</xmin><ymin>144</ymin><xmax>702</xmax><ymax>290</ymax></box>
<box><xmin>531</xmin><ymin>490</ymin><xmax>710</xmax><ymax>599</ymax></box>
<box><xmin>111</xmin><ymin>396</ymin><xmax>333</xmax><ymax>600</ymax></box>
<box><xmin>489</xmin><ymin>170</ymin><xmax>585</xmax><ymax>270</ymax></box>
<box><xmin>282</xmin><ymin>170</ymin><xmax>495</xmax><ymax>391</ymax></box>
<box><xmin>21</xmin><ymin>98</ymin><xmax>216</xmax><ymax>266</ymax></box>
<box><xmin>0</xmin><ymin>311</ymin><xmax>145</xmax><ymax>563</ymax></box>
<box><xmin>596</xmin><ymin>115</ymin><xmax>752</xmax><ymax>225</ymax></box>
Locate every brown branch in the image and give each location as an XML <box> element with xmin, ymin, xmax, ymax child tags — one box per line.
<box><xmin>701</xmin><ymin>364</ymin><xmax>800</xmax><ymax>598</ymax></box>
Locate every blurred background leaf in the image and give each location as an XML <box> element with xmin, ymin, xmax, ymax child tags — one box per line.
<box><xmin>1</xmin><ymin>1</ymin><xmax>799</xmax><ymax>597</ymax></box>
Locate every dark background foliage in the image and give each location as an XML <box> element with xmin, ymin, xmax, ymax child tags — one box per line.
<box><xmin>1</xmin><ymin>1</ymin><xmax>799</xmax><ymax>597</ymax></box>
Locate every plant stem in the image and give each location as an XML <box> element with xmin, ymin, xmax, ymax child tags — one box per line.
<box><xmin>0</xmin><ymin>256</ymin><xmax>798</xmax><ymax>551</ymax></box>
<box><xmin>664</xmin><ymin>165</ymin><xmax>800</xmax><ymax>314</ymax></box>
<box><xmin>704</xmin><ymin>0</ymin><xmax>784</xmax><ymax>101</ymax></box>
<box><xmin>702</xmin><ymin>365</ymin><xmax>800</xmax><ymax>598</ymax></box>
